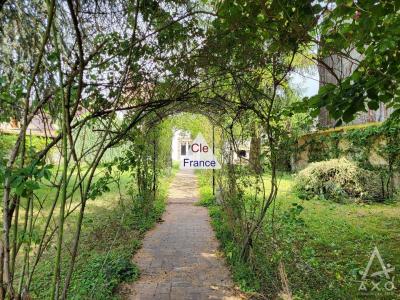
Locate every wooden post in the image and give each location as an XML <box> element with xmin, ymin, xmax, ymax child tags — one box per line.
<box><xmin>212</xmin><ymin>125</ymin><xmax>215</xmax><ymax>196</ymax></box>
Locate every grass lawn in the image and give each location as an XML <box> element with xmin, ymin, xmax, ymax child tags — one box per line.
<box><xmin>197</xmin><ymin>170</ymin><xmax>400</xmax><ymax>299</ymax></box>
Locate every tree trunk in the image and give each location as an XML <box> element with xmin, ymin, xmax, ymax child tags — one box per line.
<box><xmin>249</xmin><ymin>124</ymin><xmax>262</xmax><ymax>174</ymax></box>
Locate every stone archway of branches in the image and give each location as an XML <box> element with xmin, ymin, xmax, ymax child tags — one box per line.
<box><xmin>0</xmin><ymin>1</ymin><xmax>309</xmax><ymax>299</ymax></box>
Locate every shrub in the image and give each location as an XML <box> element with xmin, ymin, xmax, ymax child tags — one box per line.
<box><xmin>294</xmin><ymin>158</ymin><xmax>383</xmax><ymax>202</ymax></box>
<box><xmin>68</xmin><ymin>249</ymin><xmax>140</xmax><ymax>299</ymax></box>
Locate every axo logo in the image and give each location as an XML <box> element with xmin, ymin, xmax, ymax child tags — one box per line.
<box><xmin>358</xmin><ymin>246</ymin><xmax>396</xmax><ymax>293</ymax></box>
<box><xmin>180</xmin><ymin>133</ymin><xmax>221</xmax><ymax>169</ymax></box>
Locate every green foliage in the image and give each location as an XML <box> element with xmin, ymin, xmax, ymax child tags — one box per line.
<box><xmin>30</xmin><ymin>169</ymin><xmax>174</xmax><ymax>299</ymax></box>
<box><xmin>198</xmin><ymin>169</ymin><xmax>400</xmax><ymax>299</ymax></box>
<box><xmin>294</xmin><ymin>158</ymin><xmax>383</xmax><ymax>202</ymax></box>
<box><xmin>209</xmin><ymin>204</ymin><xmax>261</xmax><ymax>292</ymax></box>
<box><xmin>0</xmin><ymin>77</ymin><xmax>25</xmax><ymax>122</ymax></box>
<box><xmin>68</xmin><ymin>250</ymin><xmax>139</xmax><ymax>300</ymax></box>
<box><xmin>28</xmin><ymin>118</ymin><xmax>175</xmax><ymax>298</ymax></box>
<box><xmin>10</xmin><ymin>161</ymin><xmax>52</xmax><ymax>197</ymax></box>
<box><xmin>0</xmin><ymin>134</ymin><xmax>17</xmax><ymax>162</ymax></box>
<box><xmin>1</xmin><ymin>0</ymin><xmax>399</xmax><ymax>298</ymax></box>
<box><xmin>31</xmin><ymin>248</ymin><xmax>140</xmax><ymax>300</ymax></box>
<box><xmin>128</xmin><ymin>190</ymin><xmax>167</xmax><ymax>234</ymax></box>
<box><xmin>73</xmin><ymin>122</ymin><xmax>130</xmax><ymax>165</ymax></box>
<box><xmin>308</xmin><ymin>1</ymin><xmax>400</xmax><ymax>122</ymax></box>
<box><xmin>276</xmin><ymin>103</ymin><xmax>314</xmax><ymax>171</ymax></box>
<box><xmin>0</xmin><ymin>134</ymin><xmax>53</xmax><ymax>196</ymax></box>
<box><xmin>195</xmin><ymin>170</ymin><xmax>215</xmax><ymax>207</ymax></box>
<box><xmin>0</xmin><ymin>133</ymin><xmax>50</xmax><ymax>163</ymax></box>
<box><xmin>69</xmin><ymin>250</ymin><xmax>138</xmax><ymax>300</ymax></box>
<box><xmin>208</xmin><ymin>0</ymin><xmax>321</xmax><ymax>67</ymax></box>
<box><xmin>197</xmin><ymin>170</ymin><xmax>332</xmax><ymax>298</ymax></box>
<box><xmin>87</xmin><ymin>169</ymin><xmax>113</xmax><ymax>200</ymax></box>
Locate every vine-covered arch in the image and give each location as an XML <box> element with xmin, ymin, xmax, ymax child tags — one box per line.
<box><xmin>1</xmin><ymin>1</ymin><xmax>375</xmax><ymax>298</ymax></box>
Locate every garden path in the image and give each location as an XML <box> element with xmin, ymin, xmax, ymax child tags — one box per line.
<box><xmin>119</xmin><ymin>169</ymin><xmax>244</xmax><ymax>300</ymax></box>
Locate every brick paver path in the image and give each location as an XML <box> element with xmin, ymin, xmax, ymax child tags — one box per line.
<box><xmin>119</xmin><ymin>170</ymin><xmax>244</xmax><ymax>300</ymax></box>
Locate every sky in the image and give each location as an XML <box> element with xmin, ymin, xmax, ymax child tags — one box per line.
<box><xmin>290</xmin><ymin>66</ymin><xmax>320</xmax><ymax>98</ymax></box>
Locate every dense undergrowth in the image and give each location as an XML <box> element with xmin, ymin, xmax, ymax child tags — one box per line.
<box><xmin>197</xmin><ymin>170</ymin><xmax>400</xmax><ymax>299</ymax></box>
<box><xmin>28</xmin><ymin>168</ymin><xmax>176</xmax><ymax>299</ymax></box>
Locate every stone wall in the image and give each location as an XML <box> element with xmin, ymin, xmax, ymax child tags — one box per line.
<box><xmin>292</xmin><ymin>123</ymin><xmax>400</xmax><ymax>189</ymax></box>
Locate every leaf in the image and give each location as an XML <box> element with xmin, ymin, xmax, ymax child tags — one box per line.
<box><xmin>47</xmin><ymin>51</ymin><xmax>59</xmax><ymax>62</ymax></box>
<box><xmin>367</xmin><ymin>101</ymin><xmax>379</xmax><ymax>110</ymax></box>
<box><xmin>25</xmin><ymin>180</ymin><xmax>40</xmax><ymax>191</ymax></box>
<box><xmin>342</xmin><ymin>107</ymin><xmax>357</xmax><ymax>123</ymax></box>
